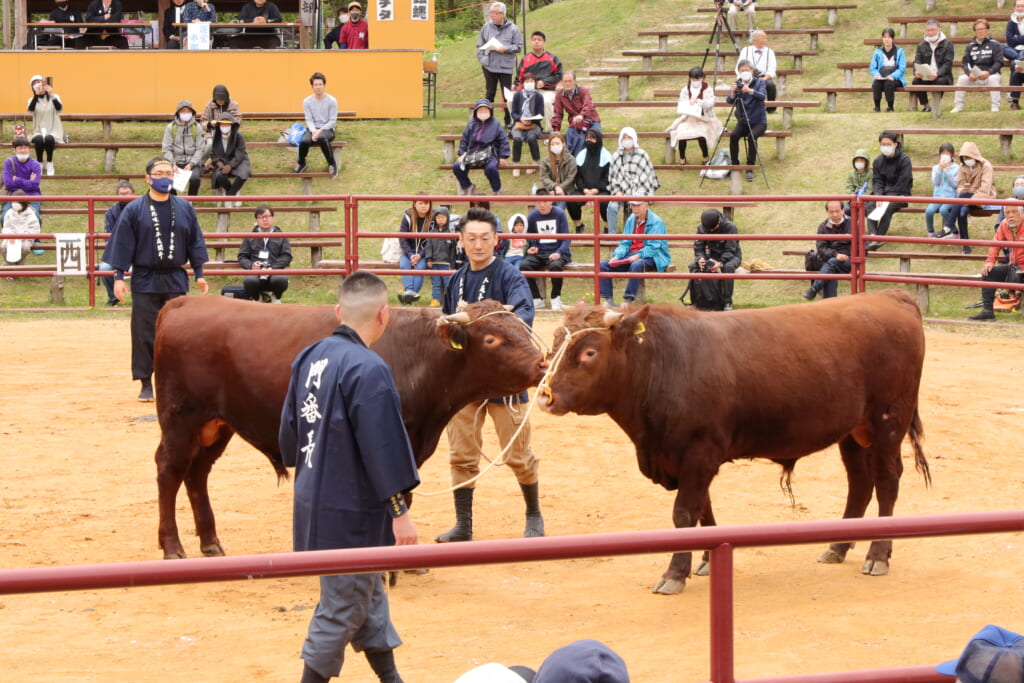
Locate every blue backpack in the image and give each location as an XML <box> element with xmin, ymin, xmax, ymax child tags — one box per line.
<box><xmin>284</xmin><ymin>123</ymin><xmax>307</xmax><ymax>146</ymax></box>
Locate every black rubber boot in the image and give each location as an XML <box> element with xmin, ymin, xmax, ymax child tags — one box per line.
<box><xmin>300</xmin><ymin>661</ymin><xmax>330</xmax><ymax>683</ymax></box>
<box><xmin>520</xmin><ymin>482</ymin><xmax>545</xmax><ymax>538</ymax></box>
<box><xmin>434</xmin><ymin>487</ymin><xmax>473</xmax><ymax>542</ymax></box>
<box><xmin>366</xmin><ymin>649</ymin><xmax>403</xmax><ymax>683</ymax></box>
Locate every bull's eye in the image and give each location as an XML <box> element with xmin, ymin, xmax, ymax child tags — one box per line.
<box><xmin>484</xmin><ymin>334</ymin><xmax>501</xmax><ymax>347</ymax></box>
<box><xmin>579</xmin><ymin>347</ymin><xmax>598</xmax><ymax>364</ymax></box>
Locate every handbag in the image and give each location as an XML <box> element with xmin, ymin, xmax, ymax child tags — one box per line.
<box><xmin>804</xmin><ymin>249</ymin><xmax>824</xmax><ymax>271</ymax></box>
<box><xmin>513</xmin><ymin>120</ymin><xmax>536</xmax><ymax>131</ymax></box>
<box><xmin>12</xmin><ymin>115</ymin><xmax>26</xmax><ymax>140</ymax></box>
<box><xmin>461</xmin><ymin>148</ymin><xmax>494</xmax><ymax>170</ymax></box>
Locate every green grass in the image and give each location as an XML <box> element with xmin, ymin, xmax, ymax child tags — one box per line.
<box><xmin>2</xmin><ymin>0</ymin><xmax>1021</xmax><ymax>329</ymax></box>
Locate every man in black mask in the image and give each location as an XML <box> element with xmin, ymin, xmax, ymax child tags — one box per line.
<box><xmin>30</xmin><ymin>0</ymin><xmax>85</xmax><ymax>49</ymax></box>
<box><xmin>98</xmin><ymin>180</ymin><xmax>136</xmax><ymax>307</ymax></box>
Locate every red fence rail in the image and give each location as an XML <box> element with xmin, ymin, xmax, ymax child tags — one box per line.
<box><xmin>1</xmin><ymin>510</ymin><xmax>1021</xmax><ymax>682</ymax></box>
<box><xmin>3</xmin><ymin>193</ymin><xmax>1022</xmax><ymax>312</ymax></box>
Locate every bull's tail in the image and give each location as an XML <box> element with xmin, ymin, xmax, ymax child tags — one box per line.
<box><xmin>266</xmin><ymin>451</ymin><xmax>290</xmax><ymax>483</ymax></box>
<box><xmin>909</xmin><ymin>407</ymin><xmax>931</xmax><ymax>488</ymax></box>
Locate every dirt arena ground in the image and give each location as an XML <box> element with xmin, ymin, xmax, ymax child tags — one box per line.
<box><xmin>1</xmin><ymin>311</ymin><xmax>1023</xmax><ymax>682</ymax></box>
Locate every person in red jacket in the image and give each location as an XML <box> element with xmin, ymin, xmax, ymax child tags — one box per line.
<box><xmin>969</xmin><ymin>203</ymin><xmax>1024</xmax><ymax>321</ymax></box>
<box><xmin>517</xmin><ymin>30</ymin><xmax>562</xmax><ymax>126</ymax></box>
<box><xmin>338</xmin><ymin>0</ymin><xmax>368</xmax><ymax>49</ymax></box>
<box><xmin>551</xmin><ymin>71</ymin><xmax>602</xmax><ymax>156</ymax></box>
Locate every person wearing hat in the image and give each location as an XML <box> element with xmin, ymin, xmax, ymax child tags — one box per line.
<box><xmin>161</xmin><ymin>101</ymin><xmax>206</xmax><ymax>196</ymax></box>
<box><xmin>452</xmin><ymin>99</ymin><xmax>510</xmax><ymax>196</ymax></box>
<box><xmin>689</xmin><ymin>208</ymin><xmax>742</xmax><ymax>311</ymax></box>
<box><xmin>477</xmin><ymin>1</ymin><xmax>523</xmax><ymax>129</ymax></box>
<box><xmin>599</xmin><ymin>199</ymin><xmax>671</xmax><ymax>308</ymax></box>
<box><xmin>936</xmin><ymin>624</ymin><xmax>1024</xmax><ymax>682</ymax></box>
<box><xmin>27</xmin><ymin>75</ymin><xmax>63</xmax><ymax>177</ymax></box>
<box><xmin>236</xmin><ymin>0</ymin><xmax>283</xmax><ymax>48</ymax></box>
<box><xmin>534</xmin><ymin>640</ymin><xmax>630</xmax><ymax>683</ymax></box>
<box><xmin>2</xmin><ymin>137</ymin><xmax>42</xmax><ymax>225</ymax></box>
<box><xmin>295</xmin><ymin>72</ymin><xmax>339</xmax><ymax>178</ymax></box>
<box><xmin>199</xmin><ymin>84</ymin><xmax>242</xmax><ymax>140</ymax></box>
<box><xmin>208</xmin><ymin>113</ymin><xmax>251</xmax><ymax>206</ymax></box>
<box><xmin>337</xmin><ymin>1</ymin><xmax>369</xmax><ymax>49</ymax></box>
<box><xmin>101</xmin><ymin>157</ymin><xmax>209</xmax><ymax>401</ymax></box>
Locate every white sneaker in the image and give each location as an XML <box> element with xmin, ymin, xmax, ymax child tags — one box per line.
<box><xmin>533</xmin><ymin>297</ymin><xmax>546</xmax><ymax>310</ymax></box>
<box><xmin>992</xmin><ymin>104</ymin><xmax>1001</xmax><ymax>112</ymax></box>
<box><xmin>271</xmin><ymin>295</ymin><xmax>282</xmax><ymax>304</ymax></box>
<box><xmin>550</xmin><ymin>296</ymin><xmax>563</xmax><ymax>312</ymax></box>
<box><xmin>512</xmin><ymin>168</ymin><xmax>521</xmax><ymax>177</ymax></box>
<box><xmin>950</xmin><ymin>105</ymin><xmax>963</xmax><ymax>113</ymax></box>
<box><xmin>45</xmin><ymin>162</ymin><xmax>55</xmax><ymax>176</ymax></box>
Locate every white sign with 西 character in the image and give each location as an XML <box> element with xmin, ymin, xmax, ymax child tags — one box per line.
<box><xmin>56</xmin><ymin>233</ymin><xmax>87</xmax><ymax>275</ymax></box>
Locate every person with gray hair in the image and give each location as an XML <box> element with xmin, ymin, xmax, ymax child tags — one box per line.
<box><xmin>477</xmin><ymin>1</ymin><xmax>523</xmax><ymax>128</ymax></box>
<box><xmin>280</xmin><ymin>270</ymin><xmax>420</xmax><ymax>683</ymax></box>
<box><xmin>727</xmin><ymin>59</ymin><xmax>767</xmax><ymax>181</ymax></box>
<box><xmin>911</xmin><ymin>19</ymin><xmax>955</xmax><ymax>112</ymax></box>
<box><xmin>736</xmin><ymin>29</ymin><xmax>777</xmax><ymax>112</ymax></box>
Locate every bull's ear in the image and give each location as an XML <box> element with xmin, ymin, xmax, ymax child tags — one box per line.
<box><xmin>610</xmin><ymin>305</ymin><xmax>651</xmax><ymax>345</ymax></box>
<box><xmin>436</xmin><ymin>319</ymin><xmax>470</xmax><ymax>352</ymax></box>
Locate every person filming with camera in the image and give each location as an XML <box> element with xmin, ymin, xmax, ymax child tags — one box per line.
<box><xmin>237</xmin><ymin>204</ymin><xmax>292</xmax><ymax>303</ymax></box>
<box><xmin>727</xmin><ymin>59</ymin><xmax>767</xmax><ymax>182</ymax></box>
<box><xmin>969</xmin><ymin>203</ymin><xmax>1024</xmax><ymax>321</ymax></box>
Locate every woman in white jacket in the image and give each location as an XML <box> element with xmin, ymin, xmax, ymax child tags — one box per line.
<box><xmin>2</xmin><ymin>191</ymin><xmax>41</xmax><ymax>264</ymax></box>
<box><xmin>666</xmin><ymin>66</ymin><xmax>723</xmax><ymax>165</ymax></box>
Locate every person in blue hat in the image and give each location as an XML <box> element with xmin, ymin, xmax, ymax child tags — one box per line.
<box><xmin>937</xmin><ymin>625</ymin><xmax>1024</xmax><ymax>683</ymax></box>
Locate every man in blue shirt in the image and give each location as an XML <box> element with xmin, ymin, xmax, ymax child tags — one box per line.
<box><xmin>518</xmin><ymin>188</ymin><xmax>571</xmax><ymax>311</ymax></box>
<box><xmin>280</xmin><ymin>271</ymin><xmax>420</xmax><ymax>683</ymax></box>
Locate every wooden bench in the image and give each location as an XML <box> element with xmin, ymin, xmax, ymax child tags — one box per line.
<box><xmin>0</xmin><ymin>111</ymin><xmax>357</xmax><ymax>140</ymax></box>
<box><xmin>887</xmin><ymin>13</ymin><xmax>1007</xmax><ymax>37</ymax></box>
<box><xmin>436</xmin><ymin>129</ymin><xmax>792</xmax><ymax>166</ymax></box>
<box><xmin>889</xmin><ymin>128</ymin><xmax>1024</xmax><ymax>158</ymax></box>
<box><xmin>588</xmin><ymin>68</ymin><xmax>802</xmax><ymax>101</ymax></box>
<box><xmin>45</xmin><ymin>171</ymin><xmax>331</xmax><ymax>194</ymax></box>
<box><xmin>802</xmin><ymin>85</ymin><xmax>1024</xmax><ymax>115</ymax></box>
<box><xmin>695</xmin><ymin>3</ymin><xmax>858</xmax><ymax>28</ymax></box>
<box><xmin>860</xmin><ymin>36</ymin><xmax>972</xmax><ymax>47</ymax></box>
<box><xmin>651</xmin><ymin>92</ymin><xmax>819</xmax><ymax>129</ymax></box>
<box><xmin>621</xmin><ymin>48</ymin><xmax>818</xmax><ymax>71</ymax></box>
<box><xmin>835</xmin><ymin>60</ymin><xmax>962</xmax><ymax>88</ymax></box>
<box><xmin>637</xmin><ymin>28</ymin><xmax>834</xmax><ymax>51</ymax></box>
<box><xmin>51</xmin><ymin>140</ymin><xmax>347</xmax><ymax>172</ymax></box>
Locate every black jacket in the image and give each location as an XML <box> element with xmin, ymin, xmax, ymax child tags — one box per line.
<box><xmin>693</xmin><ymin>213</ymin><xmax>742</xmax><ymax>269</ymax></box>
<box><xmin>872</xmin><ymin>141</ymin><xmax>914</xmax><ymax>198</ymax></box>
<box><xmin>914</xmin><ymin>38</ymin><xmax>955</xmax><ymax>82</ymax></box>
<box><xmin>962</xmin><ymin>36</ymin><xmax>1005</xmax><ymax>75</ymax></box>
<box><xmin>815</xmin><ymin>217</ymin><xmax>851</xmax><ymax>260</ymax></box>
<box><xmin>237</xmin><ymin>225</ymin><xmax>292</xmax><ymax>269</ymax></box>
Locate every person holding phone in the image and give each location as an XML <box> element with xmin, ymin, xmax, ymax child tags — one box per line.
<box><xmin>27</xmin><ymin>75</ymin><xmax>62</xmax><ymax>176</ymax></box>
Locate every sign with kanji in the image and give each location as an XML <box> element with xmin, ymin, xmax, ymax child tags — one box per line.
<box><xmin>378</xmin><ymin>0</ymin><xmax>394</xmax><ymax>21</ymax></box>
<box><xmin>56</xmin><ymin>233</ymin><xmax>87</xmax><ymax>275</ymax></box>
<box><xmin>411</xmin><ymin>0</ymin><xmax>429</xmax><ymax>21</ymax></box>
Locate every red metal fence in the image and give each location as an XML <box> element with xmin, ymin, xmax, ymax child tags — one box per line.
<box><xmin>3</xmin><ymin>193</ymin><xmax>1021</xmax><ymax>313</ymax></box>
<box><xmin>1</xmin><ymin>510</ymin><xmax>1021</xmax><ymax>682</ymax></box>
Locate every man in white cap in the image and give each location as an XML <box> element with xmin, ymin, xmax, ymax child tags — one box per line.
<box><xmin>338</xmin><ymin>1</ymin><xmax>369</xmax><ymax>48</ymax></box>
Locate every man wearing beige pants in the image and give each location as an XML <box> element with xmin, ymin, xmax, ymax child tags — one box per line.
<box><xmin>435</xmin><ymin>207</ymin><xmax>545</xmax><ymax>543</ymax></box>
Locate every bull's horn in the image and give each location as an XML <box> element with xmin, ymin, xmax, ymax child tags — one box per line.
<box><xmin>603</xmin><ymin>311</ymin><xmax>623</xmax><ymax>327</ymax></box>
<box><xmin>441</xmin><ymin>311</ymin><xmax>472</xmax><ymax>324</ymax></box>
<box><xmin>503</xmin><ymin>304</ymin><xmax>514</xmax><ymax>311</ymax></box>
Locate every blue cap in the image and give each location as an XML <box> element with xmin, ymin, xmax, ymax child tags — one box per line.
<box><xmin>936</xmin><ymin>625</ymin><xmax>1024</xmax><ymax>682</ymax></box>
<box><xmin>534</xmin><ymin>640</ymin><xmax>629</xmax><ymax>683</ymax></box>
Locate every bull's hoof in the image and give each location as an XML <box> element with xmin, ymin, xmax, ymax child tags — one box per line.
<box><xmin>523</xmin><ymin>514</ymin><xmax>545</xmax><ymax>538</ymax></box>
<box><xmin>652</xmin><ymin>577</ymin><xmax>686</xmax><ymax>595</ymax></box>
<box><xmin>861</xmin><ymin>559</ymin><xmax>889</xmax><ymax>576</ymax></box>
<box><xmin>434</xmin><ymin>525</ymin><xmax>472</xmax><ymax>543</ymax></box>
<box><xmin>817</xmin><ymin>548</ymin><xmax>845</xmax><ymax>564</ymax></box>
<box><xmin>163</xmin><ymin>551</ymin><xmax>187</xmax><ymax>560</ymax></box>
<box><xmin>200</xmin><ymin>543</ymin><xmax>225</xmax><ymax>557</ymax></box>
<box><xmin>694</xmin><ymin>561</ymin><xmax>710</xmax><ymax>576</ymax></box>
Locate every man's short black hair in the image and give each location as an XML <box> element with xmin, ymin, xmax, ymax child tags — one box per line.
<box><xmin>255</xmin><ymin>204</ymin><xmax>274</xmax><ymax>217</ymax></box>
<box><xmin>146</xmin><ymin>156</ymin><xmax>174</xmax><ymax>174</ymax></box>
<box><xmin>534</xmin><ymin>187</ymin><xmax>550</xmax><ymax>196</ymax></box>
<box><xmin>461</xmin><ymin>207</ymin><xmax>499</xmax><ymax>233</ymax></box>
<box><xmin>310</xmin><ymin>72</ymin><xmax>326</xmax><ymax>85</ymax></box>
<box><xmin>531</xmin><ymin>30</ymin><xmax>546</xmax><ymax>40</ymax></box>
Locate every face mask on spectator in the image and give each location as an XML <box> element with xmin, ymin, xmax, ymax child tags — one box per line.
<box><xmin>739</xmin><ymin>71</ymin><xmax>753</xmax><ymax>82</ymax></box>
<box><xmin>477</xmin><ymin>110</ymin><xmax>491</xmax><ymax>122</ymax></box>
<box><xmin>11</xmin><ymin>202</ymin><xmax>23</xmax><ymax>211</ymax></box>
<box><xmin>15</xmin><ymin>153</ymin><xmax>29</xmax><ymax>162</ymax></box>
<box><xmin>524</xmin><ymin>81</ymin><xmax>536</xmax><ymax>92</ymax></box>
<box><xmin>879</xmin><ymin>145</ymin><xmax>895</xmax><ymax>157</ymax></box>
<box><xmin>350</xmin><ymin>12</ymin><xmax>360</xmax><ymax>21</ymax></box>
<box><xmin>585</xmin><ymin>139</ymin><xmax>600</xmax><ymax>152</ymax></box>
<box><xmin>939</xmin><ymin>154</ymin><xmax>951</xmax><ymax>164</ymax></box>
<box><xmin>549</xmin><ymin>143</ymin><xmax>563</xmax><ymax>155</ymax></box>
<box><xmin>621</xmin><ymin>137</ymin><xmax>635</xmax><ymax>150</ymax></box>
<box><xmin>1014</xmin><ymin>185</ymin><xmax>1024</xmax><ymax>199</ymax></box>
<box><xmin>963</xmin><ymin>158</ymin><xmax>976</xmax><ymax>168</ymax></box>
<box><xmin>219</xmin><ymin>125</ymin><xmax>232</xmax><ymax>135</ymax></box>
<box><xmin>179</xmin><ymin>111</ymin><xmax>193</xmax><ymax>123</ymax></box>
<box><xmin>854</xmin><ymin>160</ymin><xmax>866</xmax><ymax>171</ymax></box>
<box><xmin>338</xmin><ymin>12</ymin><xmax>348</xmax><ymax>23</ymax></box>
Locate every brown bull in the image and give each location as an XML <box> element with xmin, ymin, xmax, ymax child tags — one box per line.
<box><xmin>154</xmin><ymin>296</ymin><xmax>545</xmax><ymax>559</ymax></box>
<box><xmin>542</xmin><ymin>290</ymin><xmax>930</xmax><ymax>594</ymax></box>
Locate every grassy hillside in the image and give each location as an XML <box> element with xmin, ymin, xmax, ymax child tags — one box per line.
<box><xmin>2</xmin><ymin>0</ymin><xmax>1020</xmax><ymax>326</ymax></box>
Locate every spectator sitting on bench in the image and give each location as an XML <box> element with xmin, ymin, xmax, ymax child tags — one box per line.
<box><xmin>552</xmin><ymin>71</ymin><xmax>602</xmax><ymax>157</ymax></box>
<box><xmin>2</xmin><ymin>137</ymin><xmax>42</xmax><ymax>224</ymax></box>
<box><xmin>162</xmin><ymin>100</ymin><xmax>204</xmax><ymax>196</ymax></box>
<box><xmin>844</xmin><ymin>149</ymin><xmax>872</xmax><ymax>215</ymax></box>
<box><xmin>574</xmin><ymin>128</ymin><xmax>611</xmax><ymax>231</ymax></box>
<box><xmin>607</xmin><ymin>126</ymin><xmax>660</xmax><ymax>234</ymax></box>
<box><xmin>912</xmin><ymin>19</ymin><xmax>955</xmax><ymax>113</ymax></box>
<box><xmin>869</xmin><ymin>28</ymin><xmax>907</xmax><ymax>113</ymax></box>
<box><xmin>509</xmin><ymin>71</ymin><xmax>544</xmax><ymax>177</ymax></box>
<box><xmin>238</xmin><ymin>204</ymin><xmax>291</xmax><ymax>303</ymax></box>
<box><xmin>519</xmin><ymin>188</ymin><xmax>571</xmax><ymax>311</ymax></box>
<box><xmin>98</xmin><ymin>180</ymin><xmax>136</xmax><ymax>306</ymax></box>
<box><xmin>199</xmin><ymin>84</ymin><xmax>241</xmax><ymax>143</ymax></box>
<box><xmin>453</xmin><ymin>99</ymin><xmax>509</xmax><ymax>197</ymax></box>
<box><xmin>235</xmin><ymin>0</ymin><xmax>283</xmax><ymax>49</ymax></box>
<box><xmin>181</xmin><ymin>0</ymin><xmax>218</xmax><ymax>48</ymax></box>
<box><xmin>938</xmin><ymin>141</ymin><xmax>995</xmax><ymax>255</ymax></box>
<box><xmin>925</xmin><ymin>142</ymin><xmax>959</xmax><ymax>238</ymax></box>
<box><xmin>295</xmin><ymin>71</ymin><xmax>339</xmax><ymax>178</ymax></box>
<box><xmin>599</xmin><ymin>198</ymin><xmax>671</xmax><ymax>309</ymax></box>
<box><xmin>538</xmin><ymin>131</ymin><xmax>584</xmax><ymax>233</ymax></box>
<box><xmin>865</xmin><ymin>130</ymin><xmax>913</xmax><ymax>252</ymax></box>
<box><xmin>425</xmin><ymin>206</ymin><xmax>459</xmax><ymax>307</ymax></box>
<box><xmin>502</xmin><ymin>212</ymin><xmax>527</xmax><ymax>268</ymax></box>
<box><xmin>667</xmin><ymin>65</ymin><xmax>722</xmax><ymax>167</ymax></box>
<box><xmin>1007</xmin><ymin>0</ymin><xmax>1024</xmax><ymax>110</ymax></box>
<box><xmin>397</xmin><ymin>193</ymin><xmax>433</xmax><ymax>305</ymax></box>
<box><xmin>726</xmin><ymin>0</ymin><xmax>756</xmax><ymax>37</ymax></box>
<box><xmin>969</xmin><ymin>203</ymin><xmax>1024</xmax><ymax>321</ymax></box>
<box><xmin>951</xmin><ymin>19</ymin><xmax>1005</xmax><ymax>114</ymax></box>
<box><xmin>208</xmin><ymin>114</ymin><xmax>250</xmax><ymax>206</ymax></box>
<box><xmin>737</xmin><ymin>30</ymin><xmax>777</xmax><ymax>113</ymax></box>
<box><xmin>689</xmin><ymin>208</ymin><xmax>742</xmax><ymax>312</ymax></box>
<box><xmin>1</xmin><ymin>191</ymin><xmax>41</xmax><ymax>265</ymax></box>
<box><xmin>803</xmin><ymin>200</ymin><xmax>852</xmax><ymax>302</ymax></box>
<box><xmin>27</xmin><ymin>75</ymin><xmax>62</xmax><ymax>176</ymax></box>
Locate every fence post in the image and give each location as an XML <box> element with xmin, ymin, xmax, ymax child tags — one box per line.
<box><xmin>709</xmin><ymin>542</ymin><xmax>734</xmax><ymax>683</ymax></box>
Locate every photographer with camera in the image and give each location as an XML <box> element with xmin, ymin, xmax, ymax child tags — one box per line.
<box><xmin>736</xmin><ymin>30</ymin><xmax>777</xmax><ymax>113</ymax></box>
<box><xmin>969</xmin><ymin>203</ymin><xmax>1024</xmax><ymax>321</ymax></box>
<box><xmin>687</xmin><ymin>208</ymin><xmax>742</xmax><ymax>311</ymax></box>
<box><xmin>238</xmin><ymin>205</ymin><xmax>292</xmax><ymax>303</ymax></box>
<box><xmin>727</xmin><ymin>60</ymin><xmax>767</xmax><ymax>182</ymax></box>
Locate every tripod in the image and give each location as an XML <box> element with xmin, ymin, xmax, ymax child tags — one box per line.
<box><xmin>700</xmin><ymin>0</ymin><xmax>742</xmax><ymax>90</ymax></box>
<box><xmin>700</xmin><ymin>77</ymin><xmax>770</xmax><ymax>188</ymax></box>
